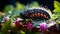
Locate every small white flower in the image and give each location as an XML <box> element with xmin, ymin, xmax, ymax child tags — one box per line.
<box><xmin>9</xmin><ymin>11</ymin><xmax>12</xmax><ymax>14</ymax></box>
<box><xmin>2</xmin><ymin>16</ymin><xmax>10</xmax><ymax>22</ymax></box>
<box><xmin>17</xmin><ymin>18</ymin><xmax>23</xmax><ymax>20</ymax></box>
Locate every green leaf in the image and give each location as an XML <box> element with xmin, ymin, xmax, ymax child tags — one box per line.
<box><xmin>30</xmin><ymin>1</ymin><xmax>39</xmax><ymax>7</ymax></box>
<box><xmin>15</xmin><ymin>2</ymin><xmax>25</xmax><ymax>10</ymax></box>
<box><xmin>54</xmin><ymin>1</ymin><xmax>60</xmax><ymax>9</ymax></box>
<box><xmin>0</xmin><ymin>16</ymin><xmax>4</xmax><ymax>22</ymax></box>
<box><xmin>51</xmin><ymin>15</ymin><xmax>58</xmax><ymax>20</ymax></box>
<box><xmin>52</xmin><ymin>1</ymin><xmax>60</xmax><ymax>19</ymax></box>
<box><xmin>2</xmin><ymin>19</ymin><xmax>11</xmax><ymax>34</ymax></box>
<box><xmin>3</xmin><ymin>5</ymin><xmax>15</xmax><ymax>13</ymax></box>
<box><xmin>0</xmin><ymin>32</ymin><xmax>3</xmax><ymax>34</ymax></box>
<box><xmin>53</xmin><ymin>9</ymin><xmax>60</xmax><ymax>12</ymax></box>
<box><xmin>17</xmin><ymin>30</ymin><xmax>25</xmax><ymax>34</ymax></box>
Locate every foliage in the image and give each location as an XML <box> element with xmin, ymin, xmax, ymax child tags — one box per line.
<box><xmin>52</xmin><ymin>1</ymin><xmax>60</xmax><ymax>20</ymax></box>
